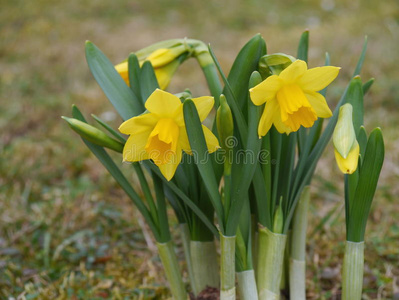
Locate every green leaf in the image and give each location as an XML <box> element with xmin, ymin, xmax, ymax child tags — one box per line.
<box><xmin>346</xmin><ymin>76</ymin><xmax>364</xmax><ymax>137</ymax></box>
<box><xmin>152</xmin><ymin>172</ymin><xmax>171</xmax><ymax>243</ymax></box>
<box><xmin>357</xmin><ymin>126</ymin><xmax>368</xmax><ymax>158</ymax></box>
<box><xmin>183</xmin><ymin>99</ymin><xmax>224</xmax><ymax>232</ymax></box>
<box><xmin>226</xmin><ymin>72</ymin><xmax>263</xmax><ymax>235</ymax></box>
<box><xmin>297</xmin><ymin>30</ymin><xmax>309</xmax><ymax>62</ymax></box>
<box><xmin>85</xmin><ymin>41</ymin><xmax>144</xmax><ymax>120</ymax></box>
<box><xmin>144</xmin><ymin>161</ymin><xmax>219</xmax><ymax>237</ymax></box>
<box><xmin>225</xmin><ymin>34</ymin><xmax>266</xmax><ymax>110</ymax></box>
<box><xmin>71</xmin><ymin>105</ymin><xmax>160</xmax><ymax>241</ymax></box>
<box><xmin>347</xmin><ymin>128</ymin><xmax>384</xmax><ymax>242</ymax></box>
<box><xmin>140</xmin><ymin>61</ymin><xmax>159</xmax><ymax>101</ymax></box>
<box><xmin>362</xmin><ymin>78</ymin><xmax>374</xmax><ymax>95</ymax></box>
<box><xmin>352</xmin><ymin>36</ymin><xmax>368</xmax><ymax>77</ymax></box>
<box><xmin>128</xmin><ymin>53</ymin><xmax>143</xmax><ymax>104</ymax></box>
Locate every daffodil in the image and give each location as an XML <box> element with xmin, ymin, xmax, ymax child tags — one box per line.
<box><xmin>333</xmin><ymin>104</ymin><xmax>359</xmax><ymax>174</ymax></box>
<box><xmin>250</xmin><ymin>60</ymin><xmax>340</xmax><ymax>136</ymax></box>
<box><xmin>115</xmin><ymin>46</ymin><xmax>187</xmax><ymax>90</ymax></box>
<box><xmin>119</xmin><ymin>89</ymin><xmax>220</xmax><ymax>180</ymax></box>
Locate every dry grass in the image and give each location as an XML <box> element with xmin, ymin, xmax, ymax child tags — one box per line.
<box><xmin>1</xmin><ymin>0</ymin><xmax>398</xmax><ymax>299</ymax></box>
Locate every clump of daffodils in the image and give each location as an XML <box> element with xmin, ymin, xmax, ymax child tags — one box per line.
<box><xmin>64</xmin><ymin>32</ymin><xmax>384</xmax><ymax>300</ymax></box>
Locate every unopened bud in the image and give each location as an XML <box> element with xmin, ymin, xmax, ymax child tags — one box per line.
<box><xmin>62</xmin><ymin>117</ymin><xmax>124</xmax><ymax>153</ymax></box>
<box><xmin>216</xmin><ymin>95</ymin><xmax>234</xmax><ymax>152</ymax></box>
<box><xmin>333</xmin><ymin>104</ymin><xmax>359</xmax><ymax>174</ymax></box>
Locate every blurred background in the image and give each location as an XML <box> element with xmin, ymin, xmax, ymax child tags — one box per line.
<box><xmin>1</xmin><ymin>0</ymin><xmax>398</xmax><ymax>298</ymax></box>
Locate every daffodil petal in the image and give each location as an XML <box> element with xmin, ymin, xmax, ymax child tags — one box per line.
<box><xmin>122</xmin><ymin>131</ymin><xmax>151</xmax><ymax>162</ymax></box>
<box><xmin>119</xmin><ymin>113</ymin><xmax>159</xmax><ymax>135</ymax></box>
<box><xmin>202</xmin><ymin>125</ymin><xmax>220</xmax><ymax>153</ymax></box>
<box><xmin>273</xmin><ymin>109</ymin><xmax>292</xmax><ymax>134</ymax></box>
<box><xmin>174</xmin><ymin>96</ymin><xmax>214</xmax><ymax>126</ymax></box>
<box><xmin>305</xmin><ymin>91</ymin><xmax>333</xmax><ymax>118</ymax></box>
<box><xmin>334</xmin><ymin>141</ymin><xmax>359</xmax><ymax>174</ymax></box>
<box><xmin>145</xmin><ymin>89</ymin><xmax>182</xmax><ymax>117</ymax></box>
<box><xmin>179</xmin><ymin>127</ymin><xmax>191</xmax><ymax>154</ymax></box>
<box><xmin>279</xmin><ymin>60</ymin><xmax>307</xmax><ymax>83</ymax></box>
<box><xmin>258</xmin><ymin>100</ymin><xmax>279</xmax><ymax>137</ymax></box>
<box><xmin>249</xmin><ymin>75</ymin><xmax>283</xmax><ymax>105</ymax></box>
<box><xmin>298</xmin><ymin>66</ymin><xmax>340</xmax><ymax>92</ymax></box>
<box><xmin>158</xmin><ymin>147</ymin><xmax>182</xmax><ymax>181</ymax></box>
<box><xmin>192</xmin><ymin>96</ymin><xmax>214</xmax><ymax>121</ymax></box>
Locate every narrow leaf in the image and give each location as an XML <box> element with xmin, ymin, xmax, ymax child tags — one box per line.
<box><xmin>85</xmin><ymin>41</ymin><xmax>144</xmax><ymax>120</ymax></box>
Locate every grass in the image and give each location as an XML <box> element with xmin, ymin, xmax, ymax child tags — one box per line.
<box><xmin>1</xmin><ymin>0</ymin><xmax>398</xmax><ymax>299</ymax></box>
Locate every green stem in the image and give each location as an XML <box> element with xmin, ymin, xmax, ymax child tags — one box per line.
<box><xmin>196</xmin><ymin>52</ymin><xmax>223</xmax><ymax>106</ymax></box>
<box><xmin>179</xmin><ymin>223</ymin><xmax>197</xmax><ymax>296</ymax></box>
<box><xmin>157</xmin><ymin>241</ymin><xmax>187</xmax><ymax>300</ymax></box>
<box><xmin>289</xmin><ymin>186</ymin><xmax>310</xmax><ymax>300</ymax></box>
<box><xmin>257</xmin><ymin>226</ymin><xmax>287</xmax><ymax>300</ymax></box>
<box><xmin>190</xmin><ymin>240</ymin><xmax>220</xmax><ymax>294</ymax></box>
<box><xmin>237</xmin><ymin>269</ymin><xmax>258</xmax><ymax>300</ymax></box>
<box><xmin>220</xmin><ymin>234</ymin><xmax>236</xmax><ymax>300</ymax></box>
<box><xmin>342</xmin><ymin>241</ymin><xmax>364</xmax><ymax>300</ymax></box>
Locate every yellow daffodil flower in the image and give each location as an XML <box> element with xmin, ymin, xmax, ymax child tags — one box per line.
<box><xmin>333</xmin><ymin>104</ymin><xmax>359</xmax><ymax>174</ymax></box>
<box><xmin>115</xmin><ymin>46</ymin><xmax>187</xmax><ymax>90</ymax></box>
<box><xmin>119</xmin><ymin>89</ymin><xmax>220</xmax><ymax>180</ymax></box>
<box><xmin>249</xmin><ymin>60</ymin><xmax>340</xmax><ymax>137</ymax></box>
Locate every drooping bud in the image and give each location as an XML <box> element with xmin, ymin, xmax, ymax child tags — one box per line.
<box><xmin>62</xmin><ymin>116</ymin><xmax>124</xmax><ymax>153</ymax></box>
<box><xmin>114</xmin><ymin>40</ymin><xmax>192</xmax><ymax>90</ymax></box>
<box><xmin>333</xmin><ymin>104</ymin><xmax>359</xmax><ymax>174</ymax></box>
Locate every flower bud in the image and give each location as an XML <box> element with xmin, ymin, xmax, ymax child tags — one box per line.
<box><xmin>216</xmin><ymin>94</ymin><xmax>234</xmax><ymax>152</ymax></box>
<box><xmin>62</xmin><ymin>116</ymin><xmax>124</xmax><ymax>153</ymax></box>
<box><xmin>333</xmin><ymin>104</ymin><xmax>359</xmax><ymax>174</ymax></box>
<box><xmin>114</xmin><ymin>41</ymin><xmax>191</xmax><ymax>90</ymax></box>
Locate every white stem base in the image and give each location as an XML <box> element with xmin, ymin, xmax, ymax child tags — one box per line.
<box><xmin>190</xmin><ymin>240</ymin><xmax>219</xmax><ymax>294</ymax></box>
<box><xmin>257</xmin><ymin>226</ymin><xmax>287</xmax><ymax>300</ymax></box>
<box><xmin>342</xmin><ymin>241</ymin><xmax>364</xmax><ymax>300</ymax></box>
<box><xmin>289</xmin><ymin>259</ymin><xmax>306</xmax><ymax>300</ymax></box>
<box><xmin>237</xmin><ymin>270</ymin><xmax>258</xmax><ymax>300</ymax></box>
<box><xmin>220</xmin><ymin>234</ymin><xmax>236</xmax><ymax>300</ymax></box>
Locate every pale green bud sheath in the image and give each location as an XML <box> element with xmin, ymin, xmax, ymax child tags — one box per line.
<box><xmin>333</xmin><ymin>103</ymin><xmax>360</xmax><ymax>174</ymax></box>
<box><xmin>62</xmin><ymin>117</ymin><xmax>124</xmax><ymax>153</ymax></box>
<box><xmin>333</xmin><ymin>104</ymin><xmax>356</xmax><ymax>158</ymax></box>
<box><xmin>272</xmin><ymin>199</ymin><xmax>284</xmax><ymax>234</ymax></box>
<box><xmin>258</xmin><ymin>53</ymin><xmax>296</xmax><ymax>77</ymax></box>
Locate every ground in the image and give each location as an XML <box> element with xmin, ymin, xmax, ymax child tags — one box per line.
<box><xmin>0</xmin><ymin>0</ymin><xmax>398</xmax><ymax>299</ymax></box>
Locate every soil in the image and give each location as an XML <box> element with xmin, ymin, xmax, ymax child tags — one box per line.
<box><xmin>189</xmin><ymin>286</ymin><xmax>220</xmax><ymax>300</ymax></box>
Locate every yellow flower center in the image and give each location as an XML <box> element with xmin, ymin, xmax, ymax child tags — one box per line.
<box><xmin>276</xmin><ymin>84</ymin><xmax>317</xmax><ymax>131</ymax></box>
<box><xmin>145</xmin><ymin>118</ymin><xmax>180</xmax><ymax>165</ymax></box>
